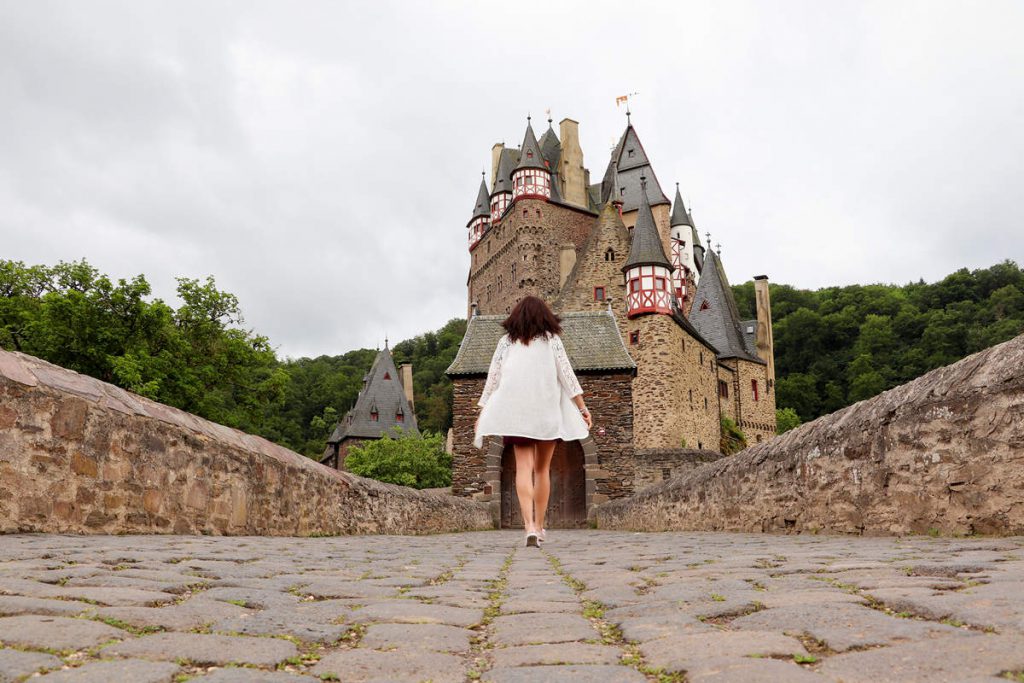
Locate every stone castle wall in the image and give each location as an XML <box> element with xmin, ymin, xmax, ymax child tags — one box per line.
<box><xmin>597</xmin><ymin>332</ymin><xmax>1024</xmax><ymax>536</ymax></box>
<box><xmin>469</xmin><ymin>199</ymin><xmax>596</xmax><ymax>316</ymax></box>
<box><xmin>632</xmin><ymin>448</ymin><xmax>728</xmax><ymax>490</ymax></box>
<box><xmin>0</xmin><ymin>350</ymin><xmax>492</xmax><ymax>536</ymax></box>
<box><xmin>735</xmin><ymin>358</ymin><xmax>777</xmax><ymax>444</ymax></box>
<box><xmin>627</xmin><ymin>315</ymin><xmax>720</xmax><ymax>451</ymax></box>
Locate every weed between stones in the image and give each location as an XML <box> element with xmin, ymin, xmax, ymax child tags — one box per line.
<box><xmin>466</xmin><ymin>550</ymin><xmax>515</xmax><ymax>682</ymax></box>
<box><xmin>545</xmin><ymin>551</ymin><xmax>684</xmax><ymax>682</ymax></box>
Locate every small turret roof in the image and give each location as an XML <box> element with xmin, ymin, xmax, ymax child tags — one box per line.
<box><xmin>468</xmin><ymin>175</ymin><xmax>490</xmax><ymax>224</ymax></box>
<box><xmin>622</xmin><ymin>179</ymin><xmax>673</xmax><ymax>272</ymax></box>
<box><xmin>671</xmin><ymin>184</ymin><xmax>693</xmax><ymax>227</ymax></box>
<box><xmin>513</xmin><ymin>120</ymin><xmax>549</xmax><ymax>174</ymax></box>
<box><xmin>538</xmin><ymin>123</ymin><xmax>561</xmax><ymax>170</ymax></box>
<box><xmin>688</xmin><ymin>249</ymin><xmax>764</xmax><ymax>363</ymax></box>
<box><xmin>492</xmin><ymin>148</ymin><xmax>519</xmax><ymax>196</ymax></box>
<box><xmin>691</xmin><ymin>225</ymin><xmax>705</xmax><ymax>272</ymax></box>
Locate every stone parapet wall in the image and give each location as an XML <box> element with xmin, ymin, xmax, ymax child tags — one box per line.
<box><xmin>632</xmin><ymin>448</ymin><xmax>727</xmax><ymax>490</ymax></box>
<box><xmin>597</xmin><ymin>332</ymin><xmax>1024</xmax><ymax>536</ymax></box>
<box><xmin>0</xmin><ymin>349</ymin><xmax>492</xmax><ymax>536</ymax></box>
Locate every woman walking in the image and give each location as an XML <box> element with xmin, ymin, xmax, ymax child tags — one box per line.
<box><xmin>474</xmin><ymin>296</ymin><xmax>593</xmax><ymax>547</ymax></box>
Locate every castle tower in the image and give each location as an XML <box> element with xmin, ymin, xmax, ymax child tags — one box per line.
<box><xmin>490</xmin><ymin>147</ymin><xmax>517</xmax><ymax>221</ymax></box>
<box><xmin>511</xmin><ymin>118</ymin><xmax>551</xmax><ymax>201</ymax></box>
<box><xmin>622</xmin><ymin>178</ymin><xmax>674</xmax><ymax>318</ymax></box>
<box><xmin>670</xmin><ymin>184</ymin><xmax>697</xmax><ymax>304</ymax></box>
<box><xmin>467</xmin><ymin>174</ymin><xmax>491</xmax><ymax>251</ymax></box>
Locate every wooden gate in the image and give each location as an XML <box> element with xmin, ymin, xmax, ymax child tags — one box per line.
<box><xmin>500</xmin><ymin>440</ymin><xmax>586</xmax><ymax>529</ymax></box>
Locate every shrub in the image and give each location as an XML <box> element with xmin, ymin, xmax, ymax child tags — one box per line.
<box><xmin>775</xmin><ymin>407</ymin><xmax>801</xmax><ymax>434</ymax></box>
<box><xmin>345</xmin><ymin>428</ymin><xmax>452</xmax><ymax>489</ymax></box>
<box><xmin>720</xmin><ymin>416</ymin><xmax>748</xmax><ymax>455</ymax></box>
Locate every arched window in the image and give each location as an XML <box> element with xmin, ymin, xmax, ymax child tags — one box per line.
<box><xmin>604</xmin><ymin>248</ymin><xmax>615</xmax><ymax>261</ymax></box>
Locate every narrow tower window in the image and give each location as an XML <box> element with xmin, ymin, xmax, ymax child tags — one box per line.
<box><xmin>752</xmin><ymin>379</ymin><xmax>759</xmax><ymax>402</ymax></box>
<box><xmin>629</xmin><ymin>330</ymin><xmax>639</xmax><ymax>345</ymax></box>
<box><xmin>594</xmin><ymin>287</ymin><xmax>605</xmax><ymax>302</ymax></box>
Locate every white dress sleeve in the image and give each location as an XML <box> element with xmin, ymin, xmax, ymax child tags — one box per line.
<box><xmin>478</xmin><ymin>334</ymin><xmax>511</xmax><ymax>408</ymax></box>
<box><xmin>550</xmin><ymin>334</ymin><xmax>583</xmax><ymax>398</ymax></box>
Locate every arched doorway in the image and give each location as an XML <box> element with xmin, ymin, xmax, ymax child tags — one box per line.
<box><xmin>500</xmin><ymin>440</ymin><xmax>586</xmax><ymax>528</ymax></box>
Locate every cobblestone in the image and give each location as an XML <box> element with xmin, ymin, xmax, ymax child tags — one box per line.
<box><xmin>0</xmin><ymin>531</ymin><xmax>1020</xmax><ymax>681</ymax></box>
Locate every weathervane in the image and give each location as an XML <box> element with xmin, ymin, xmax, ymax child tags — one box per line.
<box><xmin>615</xmin><ymin>92</ymin><xmax>640</xmax><ymax>121</ymax></box>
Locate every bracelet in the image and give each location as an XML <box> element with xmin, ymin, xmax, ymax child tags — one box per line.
<box><xmin>579</xmin><ymin>407</ymin><xmax>590</xmax><ymax>416</ymax></box>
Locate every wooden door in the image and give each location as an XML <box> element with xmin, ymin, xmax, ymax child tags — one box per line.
<box><xmin>500</xmin><ymin>441</ymin><xmax>586</xmax><ymax>529</ymax></box>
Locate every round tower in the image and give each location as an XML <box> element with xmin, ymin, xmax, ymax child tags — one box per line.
<box><xmin>622</xmin><ymin>177</ymin><xmax>674</xmax><ymax>318</ymax></box>
<box><xmin>669</xmin><ymin>183</ymin><xmax>697</xmax><ymax>302</ymax></box>
<box><xmin>467</xmin><ymin>173</ymin><xmax>491</xmax><ymax>250</ymax></box>
<box><xmin>511</xmin><ymin>117</ymin><xmax>551</xmax><ymax>201</ymax></box>
<box><xmin>490</xmin><ymin>148</ymin><xmax>515</xmax><ymax>221</ymax></box>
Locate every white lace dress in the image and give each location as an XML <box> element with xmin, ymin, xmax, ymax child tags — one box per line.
<box><xmin>473</xmin><ymin>332</ymin><xmax>590</xmax><ymax>449</ymax></box>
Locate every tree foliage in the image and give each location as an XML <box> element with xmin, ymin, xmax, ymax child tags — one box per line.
<box><xmin>734</xmin><ymin>260</ymin><xmax>1024</xmax><ymax>424</ymax></box>
<box><xmin>345</xmin><ymin>429</ymin><xmax>452</xmax><ymax>489</ymax></box>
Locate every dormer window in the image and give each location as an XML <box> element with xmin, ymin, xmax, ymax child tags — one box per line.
<box><xmin>700</xmin><ymin>300</ymin><xmax>710</xmax><ymax>311</ymax></box>
<box><xmin>383</xmin><ymin>372</ymin><xmax>391</xmax><ymax>380</ymax></box>
<box><xmin>628</xmin><ymin>149</ymin><xmax>635</xmax><ymax>158</ymax></box>
<box><xmin>370</xmin><ymin>409</ymin><xmax>379</xmax><ymax>421</ymax></box>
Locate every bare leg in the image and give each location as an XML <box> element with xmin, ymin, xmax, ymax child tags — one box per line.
<box><xmin>533</xmin><ymin>440</ymin><xmax>556</xmax><ymax>532</ymax></box>
<box><xmin>513</xmin><ymin>444</ymin><xmax>536</xmax><ymax>532</ymax></box>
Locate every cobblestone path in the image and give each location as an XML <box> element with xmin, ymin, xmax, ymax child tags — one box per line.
<box><xmin>1</xmin><ymin>531</ymin><xmax>1023</xmax><ymax>682</ymax></box>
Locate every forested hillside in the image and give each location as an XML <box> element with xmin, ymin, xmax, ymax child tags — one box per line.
<box><xmin>3</xmin><ymin>258</ymin><xmax>1021</xmax><ymax>458</ymax></box>
<box><xmin>733</xmin><ymin>260</ymin><xmax>1024</xmax><ymax>421</ymax></box>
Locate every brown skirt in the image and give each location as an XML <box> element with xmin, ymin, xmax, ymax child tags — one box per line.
<box><xmin>503</xmin><ymin>435</ymin><xmax>538</xmax><ymax>446</ymax></box>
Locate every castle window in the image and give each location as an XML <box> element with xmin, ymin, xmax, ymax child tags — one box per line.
<box><xmin>370</xmin><ymin>408</ymin><xmax>379</xmax><ymax>421</ymax></box>
<box><xmin>594</xmin><ymin>287</ymin><xmax>605</xmax><ymax>302</ymax></box>
<box><xmin>629</xmin><ymin>278</ymin><xmax>640</xmax><ymax>293</ymax></box>
<box><xmin>718</xmin><ymin>380</ymin><xmax>729</xmax><ymax>398</ymax></box>
<box><xmin>700</xmin><ymin>300</ymin><xmax>710</xmax><ymax>311</ymax></box>
<box><xmin>396</xmin><ymin>411</ymin><xmax>404</xmax><ymax>423</ymax></box>
<box><xmin>700</xmin><ymin>351</ymin><xmax>704</xmax><ymax>364</ymax></box>
<box><xmin>628</xmin><ymin>149</ymin><xmax>635</xmax><ymax>158</ymax></box>
<box><xmin>704</xmin><ymin>397</ymin><xmax>708</xmax><ymax>410</ymax></box>
<box><xmin>383</xmin><ymin>372</ymin><xmax>391</xmax><ymax>380</ymax></box>
<box><xmin>752</xmin><ymin>379</ymin><xmax>759</xmax><ymax>402</ymax></box>
<box><xmin>629</xmin><ymin>330</ymin><xmax>639</xmax><ymax>345</ymax></box>
<box><xmin>689</xmin><ymin>389</ymin><xmax>693</xmax><ymax>403</ymax></box>
<box><xmin>655</xmin><ymin>276</ymin><xmax>667</xmax><ymax>291</ymax></box>
<box><xmin>604</xmin><ymin>248</ymin><xmax>615</xmax><ymax>261</ymax></box>
<box><xmin>681</xmin><ymin>338</ymin><xmax>686</xmax><ymax>351</ymax></box>
<box><xmin>620</xmin><ymin>187</ymin><xmax>625</xmax><ymax>196</ymax></box>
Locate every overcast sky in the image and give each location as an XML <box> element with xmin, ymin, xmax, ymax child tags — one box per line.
<box><xmin>2</xmin><ymin>1</ymin><xmax>1022</xmax><ymax>359</ymax></box>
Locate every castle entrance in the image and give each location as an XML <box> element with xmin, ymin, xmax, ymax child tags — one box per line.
<box><xmin>499</xmin><ymin>440</ymin><xmax>586</xmax><ymax>529</ymax></box>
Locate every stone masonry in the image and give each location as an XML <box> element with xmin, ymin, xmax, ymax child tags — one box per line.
<box><xmin>0</xmin><ymin>530</ymin><xmax>1021</xmax><ymax>682</ymax></box>
<box><xmin>597</xmin><ymin>331</ymin><xmax>1024</xmax><ymax>536</ymax></box>
<box><xmin>0</xmin><ymin>348</ymin><xmax>491</xmax><ymax>536</ymax></box>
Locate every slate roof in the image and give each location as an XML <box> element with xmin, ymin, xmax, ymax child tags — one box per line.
<box><xmin>688</xmin><ymin>250</ymin><xmax>765</xmax><ymax>364</ymax></box>
<box><xmin>446</xmin><ymin>311</ymin><xmax>637</xmax><ymax>376</ymax></box>
<box><xmin>327</xmin><ymin>345</ymin><xmax>420</xmax><ymax>442</ymax></box>
<box><xmin>599</xmin><ymin>124</ymin><xmax>670</xmax><ymax>212</ymax></box>
<box><xmin>692</xmin><ymin>226</ymin><xmax>705</xmax><ymax>272</ymax></box>
<box><xmin>539</xmin><ymin>124</ymin><xmax>561</xmax><ymax>170</ymax></box>
<box><xmin>513</xmin><ymin>121</ymin><xmax>548</xmax><ymax>173</ymax></box>
<box><xmin>740</xmin><ymin>319</ymin><xmax>760</xmax><ymax>357</ymax></box>
<box><xmin>468</xmin><ymin>176</ymin><xmax>490</xmax><ymax>225</ymax></box>
<box><xmin>492</xmin><ymin>148</ymin><xmax>519</xmax><ymax>196</ymax></box>
<box><xmin>671</xmin><ymin>184</ymin><xmax>693</xmax><ymax>227</ymax></box>
<box><xmin>622</xmin><ymin>180</ymin><xmax>673</xmax><ymax>271</ymax></box>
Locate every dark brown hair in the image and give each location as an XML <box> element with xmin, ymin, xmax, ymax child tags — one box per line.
<box><xmin>502</xmin><ymin>295</ymin><xmax>562</xmax><ymax>345</ymax></box>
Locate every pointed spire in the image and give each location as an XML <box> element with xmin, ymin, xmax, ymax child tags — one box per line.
<box><xmin>689</xmin><ymin>249</ymin><xmax>762</xmax><ymax>363</ymax></box>
<box><xmin>492</xmin><ymin>148</ymin><xmax>517</xmax><ymax>196</ymax></box>
<box><xmin>513</xmin><ymin>119</ymin><xmax>548</xmax><ymax>174</ymax></box>
<box><xmin>622</xmin><ymin>176</ymin><xmax>672</xmax><ymax>272</ymax></box>
<box><xmin>670</xmin><ymin>183</ymin><xmax>693</xmax><ymax>227</ymax></box>
<box><xmin>470</xmin><ymin>173</ymin><xmax>490</xmax><ymax>221</ymax></box>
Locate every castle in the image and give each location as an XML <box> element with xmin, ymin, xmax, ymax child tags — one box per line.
<box><xmin>445</xmin><ymin>113</ymin><xmax>777</xmax><ymax>527</ymax></box>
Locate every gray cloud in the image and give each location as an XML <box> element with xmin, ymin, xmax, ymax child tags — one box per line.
<box><xmin>1</xmin><ymin>0</ymin><xmax>1022</xmax><ymax>359</ymax></box>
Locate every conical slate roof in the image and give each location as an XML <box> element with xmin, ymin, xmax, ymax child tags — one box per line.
<box><xmin>326</xmin><ymin>345</ymin><xmax>420</xmax><ymax>443</ymax></box>
<box><xmin>492</xmin><ymin>148</ymin><xmax>519</xmax><ymax>196</ymax></box>
<box><xmin>513</xmin><ymin>120</ymin><xmax>548</xmax><ymax>173</ymax></box>
<box><xmin>688</xmin><ymin>250</ymin><xmax>763</xmax><ymax>363</ymax></box>
<box><xmin>671</xmin><ymin>184</ymin><xmax>693</xmax><ymax>227</ymax></box>
<box><xmin>599</xmin><ymin>123</ymin><xmax>670</xmax><ymax>212</ymax></box>
<box><xmin>691</xmin><ymin>226</ymin><xmax>705</xmax><ymax>272</ymax></box>
<box><xmin>538</xmin><ymin>123</ymin><xmax>561</xmax><ymax>170</ymax></box>
<box><xmin>622</xmin><ymin>180</ymin><xmax>672</xmax><ymax>272</ymax></box>
<box><xmin>468</xmin><ymin>175</ymin><xmax>490</xmax><ymax>225</ymax></box>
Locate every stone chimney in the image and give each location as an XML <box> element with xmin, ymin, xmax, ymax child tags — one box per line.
<box><xmin>558</xmin><ymin>118</ymin><xmax>587</xmax><ymax>208</ymax></box>
<box><xmin>491</xmin><ymin>143</ymin><xmax>504</xmax><ymax>192</ymax></box>
<box><xmin>559</xmin><ymin>244</ymin><xmax>577</xmax><ymax>290</ymax></box>
<box><xmin>753</xmin><ymin>276</ymin><xmax>775</xmax><ymax>384</ymax></box>
<box><xmin>399</xmin><ymin>363</ymin><xmax>415</xmax><ymax>411</ymax></box>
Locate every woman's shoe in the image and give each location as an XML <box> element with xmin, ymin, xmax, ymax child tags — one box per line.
<box><xmin>525</xmin><ymin>530</ymin><xmax>539</xmax><ymax>548</ymax></box>
<box><xmin>538</xmin><ymin>528</ymin><xmax>547</xmax><ymax>543</ymax></box>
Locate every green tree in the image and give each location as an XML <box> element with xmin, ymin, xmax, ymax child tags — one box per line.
<box><xmin>719</xmin><ymin>416</ymin><xmax>747</xmax><ymax>455</ymax></box>
<box><xmin>775</xmin><ymin>407</ymin><xmax>801</xmax><ymax>434</ymax></box>
<box><xmin>345</xmin><ymin>429</ymin><xmax>452</xmax><ymax>489</ymax></box>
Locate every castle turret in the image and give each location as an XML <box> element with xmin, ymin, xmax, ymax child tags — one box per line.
<box><xmin>669</xmin><ymin>184</ymin><xmax>698</xmax><ymax>302</ymax></box>
<box><xmin>467</xmin><ymin>174</ymin><xmax>491</xmax><ymax>250</ymax></box>
<box><xmin>622</xmin><ymin>177</ymin><xmax>674</xmax><ymax>318</ymax></box>
<box><xmin>511</xmin><ymin>118</ymin><xmax>551</xmax><ymax>201</ymax></box>
<box><xmin>490</xmin><ymin>147</ymin><xmax>517</xmax><ymax>221</ymax></box>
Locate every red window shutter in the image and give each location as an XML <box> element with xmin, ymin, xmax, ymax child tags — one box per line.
<box><xmin>752</xmin><ymin>379</ymin><xmax>759</xmax><ymax>401</ymax></box>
